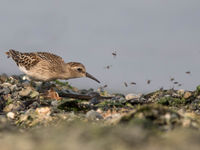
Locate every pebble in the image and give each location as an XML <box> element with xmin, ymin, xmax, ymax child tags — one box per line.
<box><xmin>125</xmin><ymin>93</ymin><xmax>142</xmax><ymax>100</ymax></box>
<box><xmin>3</xmin><ymin>101</ymin><xmax>25</xmax><ymax>112</ymax></box>
<box><xmin>19</xmin><ymin>87</ymin><xmax>32</xmax><ymax>97</ymax></box>
<box><xmin>177</xmin><ymin>89</ymin><xmax>185</xmax><ymax>96</ymax></box>
<box><xmin>89</xmin><ymin>98</ymin><xmax>100</xmax><ymax>105</ymax></box>
<box><xmin>88</xmin><ymin>92</ymin><xmax>100</xmax><ymax>97</ymax></box>
<box><xmin>10</xmin><ymin>85</ymin><xmax>17</xmax><ymax>91</ymax></box>
<box><xmin>36</xmin><ymin>107</ymin><xmax>51</xmax><ymax>116</ymax></box>
<box><xmin>86</xmin><ymin>110</ymin><xmax>103</xmax><ymax>120</ymax></box>
<box><xmin>184</xmin><ymin>92</ymin><xmax>192</xmax><ymax>99</ymax></box>
<box><xmin>29</xmin><ymin>101</ymin><xmax>40</xmax><ymax>109</ymax></box>
<box><xmin>6</xmin><ymin>112</ymin><xmax>15</xmax><ymax>119</ymax></box>
<box><xmin>51</xmin><ymin>100</ymin><xmax>59</xmax><ymax>107</ymax></box>
<box><xmin>0</xmin><ymin>87</ymin><xmax>10</xmax><ymax>95</ymax></box>
<box><xmin>30</xmin><ymin>91</ymin><xmax>39</xmax><ymax>98</ymax></box>
<box><xmin>3</xmin><ymin>104</ymin><xmax>15</xmax><ymax>112</ymax></box>
<box><xmin>1</xmin><ymin>82</ymin><xmax>12</xmax><ymax>88</ymax></box>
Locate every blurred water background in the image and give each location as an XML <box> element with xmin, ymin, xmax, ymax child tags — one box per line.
<box><xmin>0</xmin><ymin>0</ymin><xmax>200</xmax><ymax>94</ymax></box>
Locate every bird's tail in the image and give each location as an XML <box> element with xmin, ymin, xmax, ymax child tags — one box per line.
<box><xmin>5</xmin><ymin>49</ymin><xmax>21</xmax><ymax>64</ymax></box>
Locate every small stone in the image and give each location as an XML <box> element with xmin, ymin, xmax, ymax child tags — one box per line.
<box><xmin>36</xmin><ymin>107</ymin><xmax>51</xmax><ymax>116</ymax></box>
<box><xmin>19</xmin><ymin>87</ymin><xmax>32</xmax><ymax>97</ymax></box>
<box><xmin>184</xmin><ymin>91</ymin><xmax>192</xmax><ymax>99</ymax></box>
<box><xmin>10</xmin><ymin>85</ymin><xmax>17</xmax><ymax>91</ymax></box>
<box><xmin>86</xmin><ymin>110</ymin><xmax>103</xmax><ymax>120</ymax></box>
<box><xmin>177</xmin><ymin>89</ymin><xmax>185</xmax><ymax>96</ymax></box>
<box><xmin>3</xmin><ymin>101</ymin><xmax>25</xmax><ymax>112</ymax></box>
<box><xmin>3</xmin><ymin>104</ymin><xmax>15</xmax><ymax>112</ymax></box>
<box><xmin>29</xmin><ymin>101</ymin><xmax>40</xmax><ymax>109</ymax></box>
<box><xmin>1</xmin><ymin>83</ymin><xmax>12</xmax><ymax>88</ymax></box>
<box><xmin>88</xmin><ymin>92</ymin><xmax>100</xmax><ymax>97</ymax></box>
<box><xmin>22</xmin><ymin>75</ymin><xmax>31</xmax><ymax>81</ymax></box>
<box><xmin>89</xmin><ymin>98</ymin><xmax>100</xmax><ymax>105</ymax></box>
<box><xmin>30</xmin><ymin>91</ymin><xmax>39</xmax><ymax>98</ymax></box>
<box><xmin>0</xmin><ymin>87</ymin><xmax>10</xmax><ymax>95</ymax></box>
<box><xmin>51</xmin><ymin>100</ymin><xmax>58</xmax><ymax>106</ymax></box>
<box><xmin>19</xmin><ymin>114</ymin><xmax>28</xmax><ymax>122</ymax></box>
<box><xmin>125</xmin><ymin>93</ymin><xmax>142</xmax><ymax>100</ymax></box>
<box><xmin>182</xmin><ymin>118</ymin><xmax>192</xmax><ymax>127</ymax></box>
<box><xmin>6</xmin><ymin>112</ymin><xmax>15</xmax><ymax>119</ymax></box>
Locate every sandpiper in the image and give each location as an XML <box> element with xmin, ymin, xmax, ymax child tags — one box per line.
<box><xmin>5</xmin><ymin>49</ymin><xmax>100</xmax><ymax>83</ymax></box>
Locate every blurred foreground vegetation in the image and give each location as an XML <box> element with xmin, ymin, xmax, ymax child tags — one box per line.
<box><xmin>1</xmin><ymin>74</ymin><xmax>200</xmax><ymax>150</ymax></box>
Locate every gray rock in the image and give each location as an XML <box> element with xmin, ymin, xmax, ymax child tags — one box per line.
<box><xmin>88</xmin><ymin>92</ymin><xmax>100</xmax><ymax>97</ymax></box>
<box><xmin>3</xmin><ymin>101</ymin><xmax>25</xmax><ymax>112</ymax></box>
<box><xmin>19</xmin><ymin>87</ymin><xmax>32</xmax><ymax>97</ymax></box>
<box><xmin>30</xmin><ymin>91</ymin><xmax>39</xmax><ymax>98</ymax></box>
<box><xmin>89</xmin><ymin>98</ymin><xmax>100</xmax><ymax>105</ymax></box>
<box><xmin>51</xmin><ymin>100</ymin><xmax>59</xmax><ymax>107</ymax></box>
<box><xmin>0</xmin><ymin>87</ymin><xmax>10</xmax><ymax>95</ymax></box>
<box><xmin>29</xmin><ymin>101</ymin><xmax>40</xmax><ymax>109</ymax></box>
<box><xmin>86</xmin><ymin>110</ymin><xmax>103</xmax><ymax>120</ymax></box>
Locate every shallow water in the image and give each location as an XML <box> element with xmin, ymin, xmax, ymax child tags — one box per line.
<box><xmin>1</xmin><ymin>0</ymin><xmax>200</xmax><ymax>94</ymax></box>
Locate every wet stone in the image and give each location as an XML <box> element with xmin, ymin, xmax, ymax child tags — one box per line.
<box><xmin>177</xmin><ymin>89</ymin><xmax>185</xmax><ymax>96</ymax></box>
<box><xmin>89</xmin><ymin>98</ymin><xmax>100</xmax><ymax>105</ymax></box>
<box><xmin>86</xmin><ymin>110</ymin><xmax>103</xmax><ymax>120</ymax></box>
<box><xmin>88</xmin><ymin>92</ymin><xmax>100</xmax><ymax>97</ymax></box>
<box><xmin>30</xmin><ymin>91</ymin><xmax>39</xmax><ymax>98</ymax></box>
<box><xmin>51</xmin><ymin>100</ymin><xmax>59</xmax><ymax>107</ymax></box>
<box><xmin>19</xmin><ymin>87</ymin><xmax>32</xmax><ymax>97</ymax></box>
<box><xmin>3</xmin><ymin>101</ymin><xmax>25</xmax><ymax>112</ymax></box>
<box><xmin>0</xmin><ymin>87</ymin><xmax>11</xmax><ymax>95</ymax></box>
<box><xmin>29</xmin><ymin>101</ymin><xmax>40</xmax><ymax>109</ymax></box>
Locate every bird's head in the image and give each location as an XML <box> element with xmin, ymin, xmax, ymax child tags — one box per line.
<box><xmin>66</xmin><ymin>62</ymin><xmax>100</xmax><ymax>83</ymax></box>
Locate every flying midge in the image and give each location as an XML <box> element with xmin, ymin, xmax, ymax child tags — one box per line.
<box><xmin>130</xmin><ymin>82</ymin><xmax>136</xmax><ymax>85</ymax></box>
<box><xmin>112</xmin><ymin>51</ymin><xmax>117</xmax><ymax>58</ymax></box>
<box><xmin>185</xmin><ymin>71</ymin><xmax>191</xmax><ymax>74</ymax></box>
<box><xmin>147</xmin><ymin>80</ymin><xmax>151</xmax><ymax>84</ymax></box>
<box><xmin>103</xmin><ymin>84</ymin><xmax>108</xmax><ymax>88</ymax></box>
<box><xmin>159</xmin><ymin>87</ymin><xmax>164</xmax><ymax>91</ymax></box>
<box><xmin>124</xmin><ymin>82</ymin><xmax>128</xmax><ymax>87</ymax></box>
<box><xmin>105</xmin><ymin>65</ymin><xmax>112</xmax><ymax>69</ymax></box>
<box><xmin>173</xmin><ymin>82</ymin><xmax>178</xmax><ymax>84</ymax></box>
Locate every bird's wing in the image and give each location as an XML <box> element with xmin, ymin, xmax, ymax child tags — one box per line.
<box><xmin>6</xmin><ymin>49</ymin><xmax>65</xmax><ymax>71</ymax></box>
<box><xmin>6</xmin><ymin>49</ymin><xmax>40</xmax><ymax>70</ymax></box>
<box><xmin>36</xmin><ymin>52</ymin><xmax>65</xmax><ymax>65</ymax></box>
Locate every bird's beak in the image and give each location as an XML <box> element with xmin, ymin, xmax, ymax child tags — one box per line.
<box><xmin>86</xmin><ymin>72</ymin><xmax>100</xmax><ymax>83</ymax></box>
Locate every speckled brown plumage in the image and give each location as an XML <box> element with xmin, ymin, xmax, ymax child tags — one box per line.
<box><xmin>5</xmin><ymin>49</ymin><xmax>100</xmax><ymax>83</ymax></box>
<box><xmin>6</xmin><ymin>49</ymin><xmax>64</xmax><ymax>70</ymax></box>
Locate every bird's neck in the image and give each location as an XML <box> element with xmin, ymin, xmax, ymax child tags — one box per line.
<box><xmin>59</xmin><ymin>63</ymin><xmax>74</xmax><ymax>80</ymax></box>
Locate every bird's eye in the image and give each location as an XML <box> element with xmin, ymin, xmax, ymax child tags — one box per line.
<box><xmin>77</xmin><ymin>68</ymin><xmax>82</xmax><ymax>72</ymax></box>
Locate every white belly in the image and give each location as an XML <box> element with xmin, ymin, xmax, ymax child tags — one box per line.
<box><xmin>19</xmin><ymin>65</ymin><xmax>29</xmax><ymax>74</ymax></box>
<box><xmin>18</xmin><ymin>65</ymin><xmax>55</xmax><ymax>81</ymax></box>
